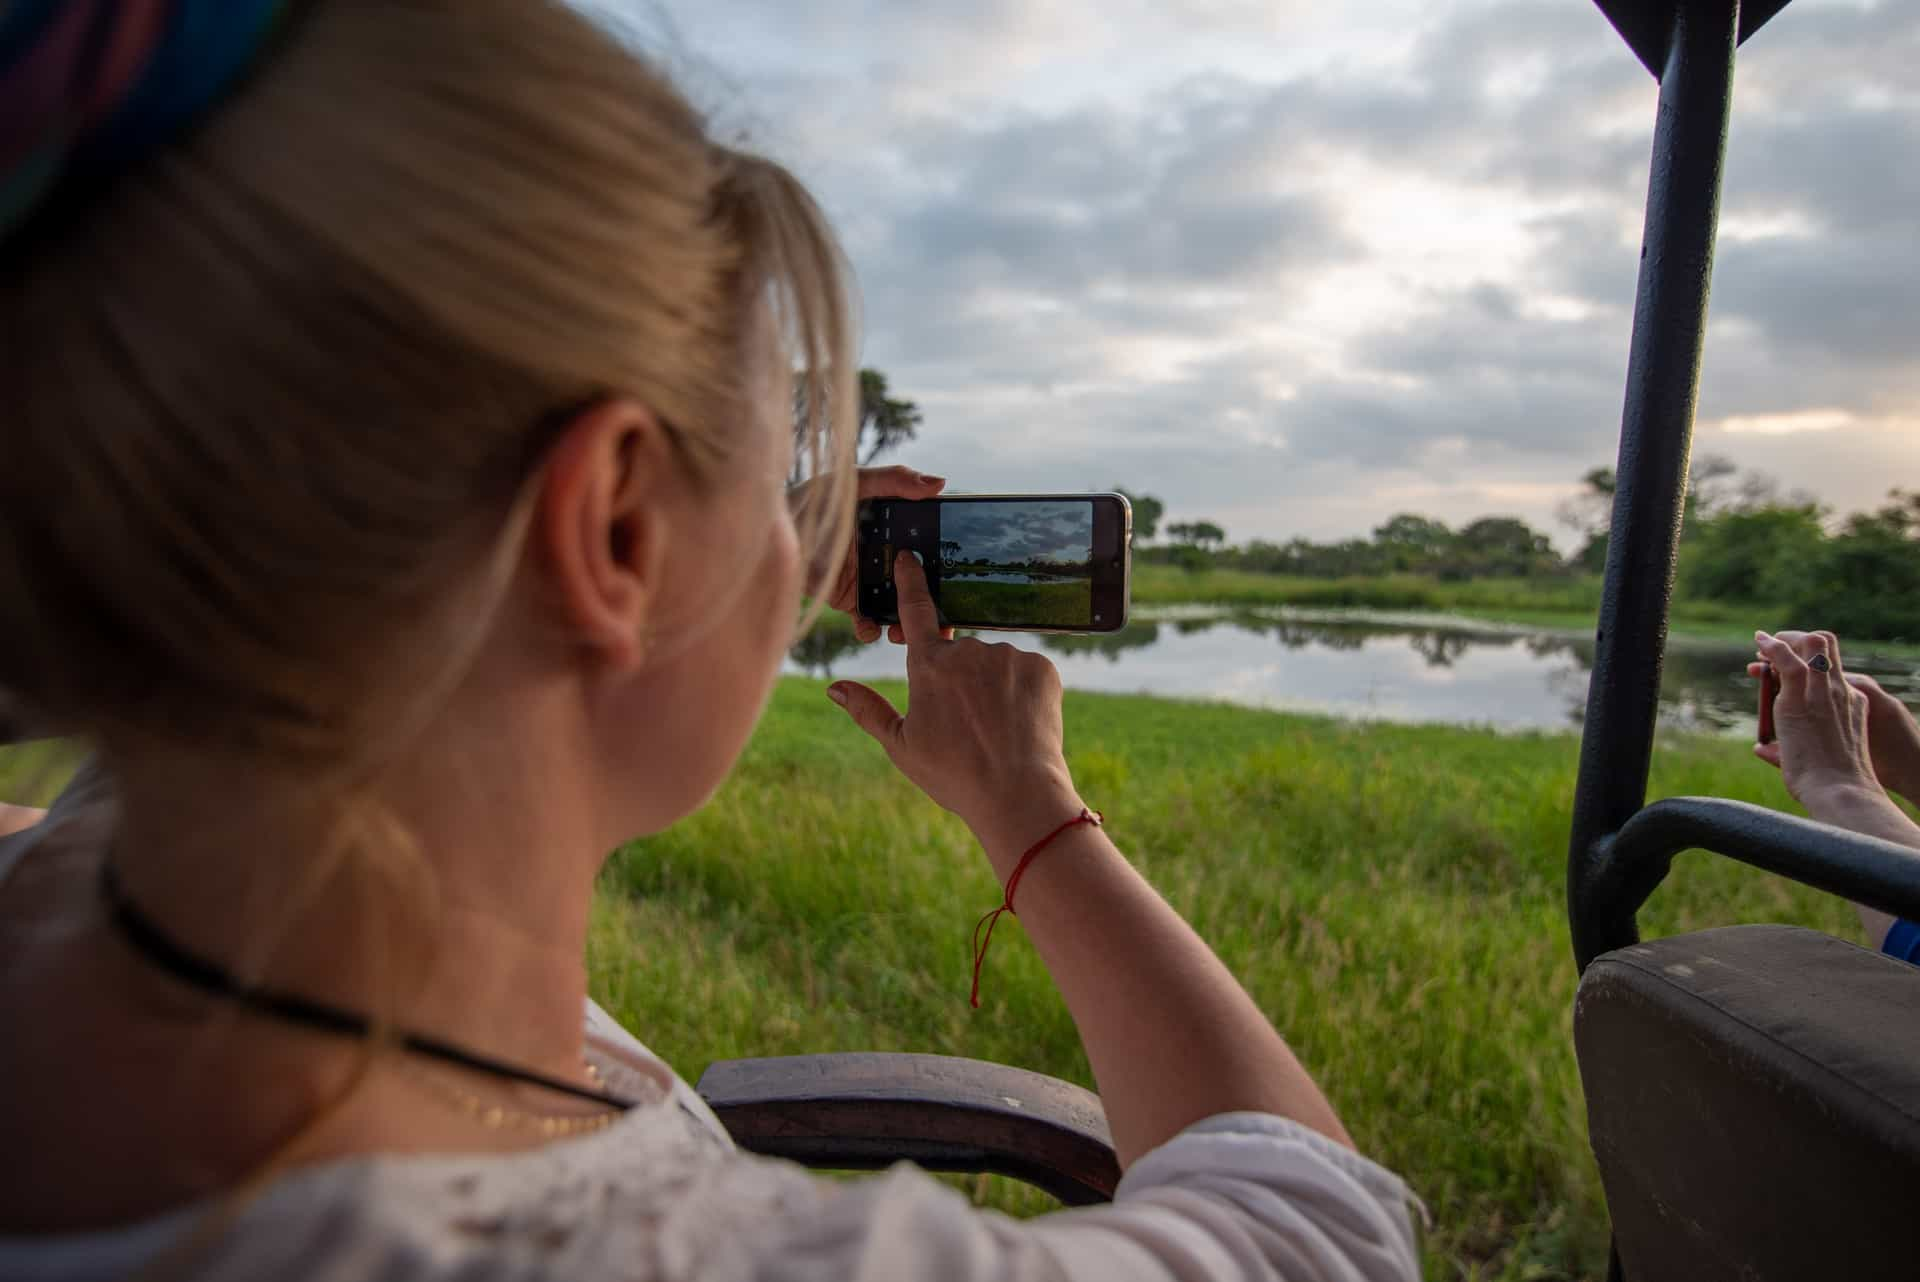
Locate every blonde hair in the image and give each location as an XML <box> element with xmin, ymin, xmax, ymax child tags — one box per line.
<box><xmin>0</xmin><ymin>0</ymin><xmax>856</xmax><ymax>764</ymax></box>
<box><xmin>0</xmin><ymin>0</ymin><xmax>857</xmax><ymax>1246</ymax></box>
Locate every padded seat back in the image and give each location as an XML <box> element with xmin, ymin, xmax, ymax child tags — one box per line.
<box><xmin>1575</xmin><ymin>925</ymin><xmax>1920</xmax><ymax>1281</ymax></box>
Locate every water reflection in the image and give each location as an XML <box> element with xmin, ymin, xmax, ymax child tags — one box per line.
<box><xmin>787</xmin><ymin>611</ymin><xmax>1920</xmax><ymax>733</ymax></box>
<box><xmin>1041</xmin><ymin>624</ymin><xmax>1162</xmax><ymax>661</ymax></box>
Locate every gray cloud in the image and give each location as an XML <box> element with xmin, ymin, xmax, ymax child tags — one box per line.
<box><xmin>636</xmin><ymin>0</ymin><xmax>1919</xmax><ymax>541</ymax></box>
<box><xmin>941</xmin><ymin>502</ymin><xmax>1091</xmax><ymax>565</ymax></box>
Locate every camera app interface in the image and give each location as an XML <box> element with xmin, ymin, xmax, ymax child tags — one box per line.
<box><xmin>892</xmin><ymin>500</ymin><xmax>1095</xmax><ymax>627</ymax></box>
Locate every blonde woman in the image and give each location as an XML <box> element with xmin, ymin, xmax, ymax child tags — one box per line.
<box><xmin>0</xmin><ymin>3</ymin><xmax>1417</xmax><ymax>1279</ymax></box>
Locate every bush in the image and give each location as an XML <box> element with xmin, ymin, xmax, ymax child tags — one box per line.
<box><xmin>1791</xmin><ymin>499</ymin><xmax>1920</xmax><ymax>642</ymax></box>
<box><xmin>1679</xmin><ymin>506</ymin><xmax>1824</xmax><ymax>604</ymax></box>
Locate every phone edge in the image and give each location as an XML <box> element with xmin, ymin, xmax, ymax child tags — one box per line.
<box><xmin>853</xmin><ymin>492</ymin><xmax>1133</xmax><ymax>634</ymax></box>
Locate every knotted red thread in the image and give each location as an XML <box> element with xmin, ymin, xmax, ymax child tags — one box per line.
<box><xmin>970</xmin><ymin>807</ymin><xmax>1104</xmax><ymax>1008</ymax></box>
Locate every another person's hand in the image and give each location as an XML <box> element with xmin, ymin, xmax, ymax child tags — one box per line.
<box><xmin>827</xmin><ymin>550</ymin><xmax>1080</xmax><ymax>868</ymax></box>
<box><xmin>792</xmin><ymin>465</ymin><xmax>950</xmax><ymax>644</ymax></box>
<box><xmin>1751</xmin><ymin>631</ymin><xmax>1920</xmax><ymax>953</ymax></box>
<box><xmin>1846</xmin><ymin>673</ymin><xmax>1920</xmax><ymax>805</ymax></box>
<box><xmin>1751</xmin><ymin>630</ymin><xmax>1882</xmax><ymax>809</ymax></box>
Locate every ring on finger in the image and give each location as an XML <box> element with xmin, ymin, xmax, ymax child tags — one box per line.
<box><xmin>1808</xmin><ymin>653</ymin><xmax>1832</xmax><ymax>674</ymax></box>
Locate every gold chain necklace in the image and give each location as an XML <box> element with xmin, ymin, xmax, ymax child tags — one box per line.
<box><xmin>398</xmin><ymin>1057</ymin><xmax>622</xmax><ymax>1139</ymax></box>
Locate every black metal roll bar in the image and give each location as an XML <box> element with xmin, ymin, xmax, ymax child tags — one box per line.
<box><xmin>1561</xmin><ymin>0</ymin><xmax>1920</xmax><ymax>973</ymax></box>
<box><xmin>1571</xmin><ymin>797</ymin><xmax>1920</xmax><ymax>970</ymax></box>
<box><xmin>1566</xmin><ymin>0</ymin><xmax>1742</xmax><ymax>968</ymax></box>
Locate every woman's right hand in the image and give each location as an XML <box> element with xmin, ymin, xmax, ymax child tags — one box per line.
<box><xmin>827</xmin><ymin>550</ymin><xmax>1082</xmax><ymax>871</ymax></box>
<box><xmin>832</xmin><ymin>556</ymin><xmax>1366</xmax><ymax>1174</ymax></box>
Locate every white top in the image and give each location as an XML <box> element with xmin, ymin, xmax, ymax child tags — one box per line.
<box><xmin>0</xmin><ymin>803</ymin><xmax>1421</xmax><ymax>1282</ymax></box>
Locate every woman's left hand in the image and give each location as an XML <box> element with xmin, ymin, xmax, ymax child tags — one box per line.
<box><xmin>792</xmin><ymin>465</ymin><xmax>950</xmax><ymax>643</ymax></box>
<box><xmin>1751</xmin><ymin>630</ymin><xmax>1883</xmax><ymax>809</ymax></box>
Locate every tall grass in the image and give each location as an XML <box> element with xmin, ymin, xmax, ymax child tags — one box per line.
<box><xmin>583</xmin><ymin>680</ymin><xmax>1855</xmax><ymax>1279</ymax></box>
<box><xmin>0</xmin><ymin>686</ymin><xmax>1862</xmax><ymax>1280</ymax></box>
<box><xmin>940</xmin><ymin>576</ymin><xmax>1091</xmax><ymax>626</ymax></box>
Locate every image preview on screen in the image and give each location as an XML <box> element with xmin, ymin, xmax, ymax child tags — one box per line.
<box><xmin>933</xmin><ymin>501</ymin><xmax>1094</xmax><ymax>627</ymax></box>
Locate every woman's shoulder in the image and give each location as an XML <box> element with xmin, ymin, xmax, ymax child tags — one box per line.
<box><xmin>1</xmin><ymin>1101</ymin><xmax>1420</xmax><ymax>1282</ymax></box>
<box><xmin>0</xmin><ymin>1074</ymin><xmax>830</xmax><ymax>1282</ymax></box>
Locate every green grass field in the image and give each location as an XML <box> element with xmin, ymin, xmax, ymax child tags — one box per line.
<box><xmin>939</xmin><ymin>575</ymin><xmax>1092</xmax><ymax>627</ymax></box>
<box><xmin>580</xmin><ymin>683</ymin><xmax>1866</xmax><ymax>1279</ymax></box>
<box><xmin>0</xmin><ymin>686</ymin><xmax>1865</xmax><ymax>1280</ymax></box>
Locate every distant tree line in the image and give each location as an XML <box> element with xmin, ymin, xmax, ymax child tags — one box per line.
<box><xmin>835</xmin><ymin>378</ymin><xmax>1916</xmax><ymax>642</ymax></box>
<box><xmin>1568</xmin><ymin>457</ymin><xmax>1920</xmax><ymax>641</ymax></box>
<box><xmin>944</xmin><ymin>552</ymin><xmax>1093</xmax><ymax>576</ymax></box>
<box><xmin>1118</xmin><ymin>460</ymin><xmax>1920</xmax><ymax>641</ymax></box>
<box><xmin>1128</xmin><ymin>502</ymin><xmax>1563</xmax><ymax>581</ymax></box>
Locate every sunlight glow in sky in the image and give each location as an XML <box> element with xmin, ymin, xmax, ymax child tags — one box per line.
<box><xmin>611</xmin><ymin>0</ymin><xmax>1918</xmax><ymax>545</ymax></box>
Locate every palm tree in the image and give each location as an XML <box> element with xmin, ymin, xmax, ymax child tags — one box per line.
<box><xmin>858</xmin><ymin>369</ymin><xmax>923</xmax><ymax>465</ymax></box>
<box><xmin>791</xmin><ymin>368</ymin><xmax>924</xmax><ymax>475</ymax></box>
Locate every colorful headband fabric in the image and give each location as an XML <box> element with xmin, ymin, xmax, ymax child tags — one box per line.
<box><xmin>0</xmin><ymin>0</ymin><xmax>291</xmax><ymax>239</ymax></box>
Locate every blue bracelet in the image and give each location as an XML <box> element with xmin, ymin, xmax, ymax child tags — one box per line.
<box><xmin>1882</xmin><ymin>917</ymin><xmax>1920</xmax><ymax>964</ymax></box>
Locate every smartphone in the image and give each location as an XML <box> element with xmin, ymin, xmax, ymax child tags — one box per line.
<box><xmin>856</xmin><ymin>493</ymin><xmax>1132</xmax><ymax>634</ymax></box>
<box><xmin>1758</xmin><ymin>663</ymin><xmax>1780</xmax><ymax>744</ymax></box>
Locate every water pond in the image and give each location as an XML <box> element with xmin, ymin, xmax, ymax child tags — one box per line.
<box><xmin>788</xmin><ymin>608</ymin><xmax>1920</xmax><ymax>734</ymax></box>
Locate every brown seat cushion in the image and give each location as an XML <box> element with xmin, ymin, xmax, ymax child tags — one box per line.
<box><xmin>1576</xmin><ymin>924</ymin><xmax>1920</xmax><ymax>1281</ymax></box>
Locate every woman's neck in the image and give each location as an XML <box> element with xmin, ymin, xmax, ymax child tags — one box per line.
<box><xmin>104</xmin><ymin>682</ymin><xmax>610</xmax><ymax>1081</ymax></box>
<box><xmin>0</xmin><ymin>689</ymin><xmax>628</xmax><ymax>1233</ymax></box>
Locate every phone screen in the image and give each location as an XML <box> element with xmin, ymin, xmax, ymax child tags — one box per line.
<box><xmin>858</xmin><ymin>495</ymin><xmax>1130</xmax><ymax>633</ymax></box>
<box><xmin>1758</xmin><ymin>663</ymin><xmax>1780</xmax><ymax>744</ymax></box>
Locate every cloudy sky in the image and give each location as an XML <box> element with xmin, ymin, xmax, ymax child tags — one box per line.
<box><xmin>941</xmin><ymin>501</ymin><xmax>1093</xmax><ymax>565</ymax></box>
<box><xmin>621</xmin><ymin>0</ymin><xmax>1916</xmax><ymax>547</ymax></box>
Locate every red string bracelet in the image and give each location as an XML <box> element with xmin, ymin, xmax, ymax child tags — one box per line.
<box><xmin>970</xmin><ymin>807</ymin><xmax>1103</xmax><ymax>1008</ymax></box>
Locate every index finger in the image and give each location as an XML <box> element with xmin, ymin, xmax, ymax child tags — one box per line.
<box><xmin>893</xmin><ymin>550</ymin><xmax>944</xmax><ymax>647</ymax></box>
<box><xmin>858</xmin><ymin>465</ymin><xmax>946</xmax><ymax>500</ymax></box>
<box><xmin>1756</xmin><ymin>632</ymin><xmax>1810</xmax><ymax>694</ymax></box>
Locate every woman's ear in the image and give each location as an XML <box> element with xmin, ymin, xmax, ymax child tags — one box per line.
<box><xmin>534</xmin><ymin>398</ymin><xmax>676</xmax><ymax>669</ymax></box>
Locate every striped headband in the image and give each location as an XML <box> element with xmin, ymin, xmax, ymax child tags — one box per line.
<box><xmin>0</xmin><ymin>0</ymin><xmax>291</xmax><ymax>239</ymax></box>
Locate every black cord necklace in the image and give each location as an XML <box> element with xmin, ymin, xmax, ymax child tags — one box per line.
<box><xmin>98</xmin><ymin>861</ymin><xmax>637</xmax><ymax>1112</ymax></box>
